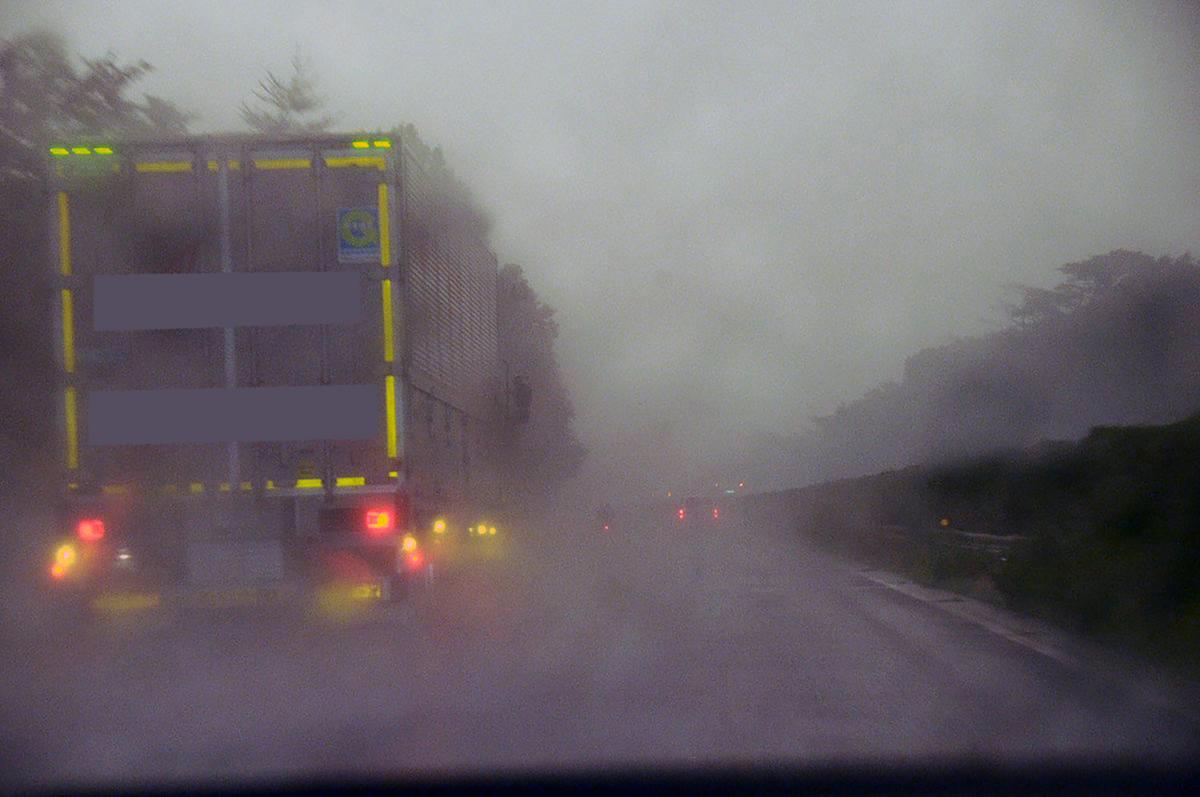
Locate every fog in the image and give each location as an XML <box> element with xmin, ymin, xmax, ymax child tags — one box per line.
<box><xmin>8</xmin><ymin>504</ymin><xmax>1200</xmax><ymax>788</ymax></box>
<box><xmin>6</xmin><ymin>0</ymin><xmax>1200</xmax><ymax>499</ymax></box>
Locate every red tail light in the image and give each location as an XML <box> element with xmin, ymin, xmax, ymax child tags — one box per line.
<box><xmin>365</xmin><ymin>509</ymin><xmax>393</xmax><ymax>535</ymax></box>
<box><xmin>712</xmin><ymin>507</ymin><xmax>720</xmax><ymax>519</ymax></box>
<box><xmin>677</xmin><ymin>508</ymin><xmax>685</xmax><ymax>520</ymax></box>
<box><xmin>77</xmin><ymin>518</ymin><xmax>105</xmax><ymax>542</ymax></box>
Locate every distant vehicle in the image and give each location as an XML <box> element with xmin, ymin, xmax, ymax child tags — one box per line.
<box><xmin>597</xmin><ymin>504</ymin><xmax>615</xmax><ymax>532</ymax></box>
<box><xmin>42</xmin><ymin>134</ymin><xmax>504</xmax><ymax>613</ymax></box>
<box><xmin>676</xmin><ymin>495</ymin><xmax>720</xmax><ymax>526</ymax></box>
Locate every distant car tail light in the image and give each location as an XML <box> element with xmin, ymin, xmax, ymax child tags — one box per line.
<box><xmin>712</xmin><ymin>507</ymin><xmax>720</xmax><ymax>519</ymax></box>
<box><xmin>401</xmin><ymin>533</ymin><xmax>418</xmax><ymax>553</ymax></box>
<box><xmin>432</xmin><ymin>518</ymin><xmax>447</xmax><ymax>534</ymax></box>
<box><xmin>76</xmin><ymin>518</ymin><xmax>105</xmax><ymax>542</ymax></box>
<box><xmin>677</xmin><ymin>508</ymin><xmax>685</xmax><ymax>520</ymax></box>
<box><xmin>365</xmin><ymin>509</ymin><xmax>393</xmax><ymax>535</ymax></box>
<box><xmin>404</xmin><ymin>550</ymin><xmax>425</xmax><ymax>571</ymax></box>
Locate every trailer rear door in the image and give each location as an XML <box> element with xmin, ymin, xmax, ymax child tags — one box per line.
<box><xmin>52</xmin><ymin>141</ymin><xmax>401</xmax><ymax>495</ymax></box>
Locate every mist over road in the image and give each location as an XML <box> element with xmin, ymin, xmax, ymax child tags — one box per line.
<box><xmin>4</xmin><ymin>509</ymin><xmax>1198</xmax><ymax>790</ymax></box>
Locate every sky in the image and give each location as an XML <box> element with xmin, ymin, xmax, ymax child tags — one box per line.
<box><xmin>5</xmin><ymin>0</ymin><xmax>1199</xmax><ymax>498</ymax></box>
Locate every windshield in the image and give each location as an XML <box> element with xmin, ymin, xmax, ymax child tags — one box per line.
<box><xmin>2</xmin><ymin>1</ymin><xmax>1200</xmax><ymax>792</ymax></box>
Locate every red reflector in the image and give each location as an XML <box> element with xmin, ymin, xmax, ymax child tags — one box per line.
<box><xmin>77</xmin><ymin>518</ymin><xmax>105</xmax><ymax>542</ymax></box>
<box><xmin>365</xmin><ymin>509</ymin><xmax>393</xmax><ymax>534</ymax></box>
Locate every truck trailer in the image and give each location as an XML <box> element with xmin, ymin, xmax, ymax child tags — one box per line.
<box><xmin>44</xmin><ymin>134</ymin><xmax>504</xmax><ymax>609</ymax></box>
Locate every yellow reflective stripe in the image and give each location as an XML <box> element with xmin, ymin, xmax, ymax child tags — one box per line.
<box><xmin>381</xmin><ymin>280</ymin><xmax>395</xmax><ymax>362</ymax></box>
<box><xmin>61</xmin><ymin>289</ymin><xmax>75</xmax><ymax>373</ymax></box>
<box><xmin>58</xmin><ymin>192</ymin><xmax>71</xmax><ymax>276</ymax></box>
<box><xmin>385</xmin><ymin>375</ymin><xmax>398</xmax><ymax>459</ymax></box>
<box><xmin>239</xmin><ymin>481</ymin><xmax>253</xmax><ymax>491</ymax></box>
<box><xmin>253</xmin><ymin>158</ymin><xmax>311</xmax><ymax>170</ymax></box>
<box><xmin>189</xmin><ymin>482</ymin><xmax>204</xmax><ymax>494</ymax></box>
<box><xmin>207</xmin><ymin>160</ymin><xmax>218</xmax><ymax>171</ymax></box>
<box><xmin>295</xmin><ymin>478</ymin><xmax>323</xmax><ymax>489</ymax></box>
<box><xmin>65</xmin><ymin>387</ymin><xmax>78</xmax><ymax>470</ymax></box>
<box><xmin>388</xmin><ymin>470</ymin><xmax>399</xmax><ymax>478</ymax></box>
<box><xmin>219</xmin><ymin>482</ymin><xmax>232</xmax><ymax>492</ymax></box>
<box><xmin>325</xmin><ymin>156</ymin><xmax>386</xmax><ymax>170</ymax></box>
<box><xmin>92</xmin><ymin>592</ymin><xmax>160</xmax><ymax>611</ymax></box>
<box><xmin>335</xmin><ymin>476</ymin><xmax>365</xmax><ymax>487</ymax></box>
<box><xmin>135</xmin><ymin>161</ymin><xmax>193</xmax><ymax>173</ymax></box>
<box><xmin>378</xmin><ymin>183</ymin><xmax>391</xmax><ymax>266</ymax></box>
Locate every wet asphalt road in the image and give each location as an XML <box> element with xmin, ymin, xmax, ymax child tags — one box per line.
<box><xmin>3</xmin><ymin>509</ymin><xmax>1198</xmax><ymax>791</ymax></box>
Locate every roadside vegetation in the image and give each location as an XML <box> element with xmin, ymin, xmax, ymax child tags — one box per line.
<box><xmin>772</xmin><ymin>409</ymin><xmax>1200</xmax><ymax>675</ymax></box>
<box><xmin>767</xmin><ymin>248</ymin><xmax>1200</xmax><ymax>674</ymax></box>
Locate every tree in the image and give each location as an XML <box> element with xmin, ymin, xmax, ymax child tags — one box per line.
<box><xmin>805</xmin><ymin>251</ymin><xmax>1200</xmax><ymax>480</ymax></box>
<box><xmin>239</xmin><ymin>51</ymin><xmax>334</xmax><ymax>134</ymax></box>
<box><xmin>497</xmin><ymin>264</ymin><xmax>587</xmax><ymax>497</ymax></box>
<box><xmin>1</xmin><ymin>32</ymin><xmax>192</xmax><ymax>184</ymax></box>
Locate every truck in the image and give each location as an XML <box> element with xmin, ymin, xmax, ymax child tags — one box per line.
<box><xmin>43</xmin><ymin>133</ymin><xmax>504</xmax><ymax>611</ymax></box>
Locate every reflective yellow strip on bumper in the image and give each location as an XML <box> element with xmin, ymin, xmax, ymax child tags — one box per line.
<box><xmin>65</xmin><ymin>387</ymin><xmax>78</xmax><ymax>470</ymax></box>
<box><xmin>335</xmin><ymin>476</ymin><xmax>366</xmax><ymax>487</ymax></box>
<box><xmin>135</xmin><ymin>161</ymin><xmax>193</xmax><ymax>173</ymax></box>
<box><xmin>61</xmin><ymin>289</ymin><xmax>75</xmax><ymax>373</ymax></box>
<box><xmin>385</xmin><ymin>375</ymin><xmax>398</xmax><ymax>459</ymax></box>
<box><xmin>253</xmin><ymin>158</ymin><xmax>311</xmax><ymax>170</ymax></box>
<box><xmin>57</xmin><ymin>192</ymin><xmax>71</xmax><ymax>275</ymax></box>
<box><xmin>378</xmin><ymin>183</ymin><xmax>391</xmax><ymax>266</ymax></box>
<box><xmin>381</xmin><ymin>280</ymin><xmax>395</xmax><ymax>362</ymax></box>
<box><xmin>325</xmin><ymin>156</ymin><xmax>385</xmax><ymax>170</ymax></box>
<box><xmin>295</xmin><ymin>478</ymin><xmax>323</xmax><ymax>489</ymax></box>
<box><xmin>92</xmin><ymin>592</ymin><xmax>161</xmax><ymax>612</ymax></box>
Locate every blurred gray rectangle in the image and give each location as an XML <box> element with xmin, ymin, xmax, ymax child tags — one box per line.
<box><xmin>88</xmin><ymin>385</ymin><xmax>378</xmax><ymax>445</ymax></box>
<box><xmin>186</xmin><ymin>540</ymin><xmax>284</xmax><ymax>584</ymax></box>
<box><xmin>93</xmin><ymin>272</ymin><xmax>363</xmax><ymax>330</ymax></box>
